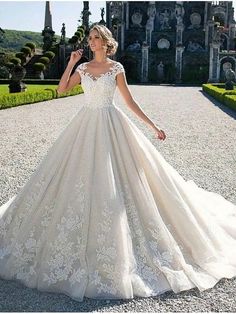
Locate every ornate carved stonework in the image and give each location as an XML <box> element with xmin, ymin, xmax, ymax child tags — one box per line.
<box><xmin>157</xmin><ymin>38</ymin><xmax>170</xmax><ymax>49</ymax></box>
<box><xmin>131</xmin><ymin>11</ymin><xmax>143</xmax><ymax>27</ymax></box>
<box><xmin>188</xmin><ymin>13</ymin><xmax>201</xmax><ymax>29</ymax></box>
<box><xmin>106</xmin><ymin>1</ymin><xmax>236</xmax><ymax>83</ymax></box>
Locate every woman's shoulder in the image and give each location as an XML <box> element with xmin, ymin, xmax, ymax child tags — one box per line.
<box><xmin>75</xmin><ymin>61</ymin><xmax>88</xmax><ymax>72</ymax></box>
<box><xmin>111</xmin><ymin>60</ymin><xmax>125</xmax><ymax>74</ymax></box>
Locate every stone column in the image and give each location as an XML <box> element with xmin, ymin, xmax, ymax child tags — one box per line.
<box><xmin>175</xmin><ymin>46</ymin><xmax>185</xmax><ymax>83</ymax></box>
<box><xmin>141</xmin><ymin>42</ymin><xmax>149</xmax><ymax>83</ymax></box>
<box><xmin>205</xmin><ymin>20</ymin><xmax>215</xmax><ymax>49</ymax></box>
<box><xmin>146</xmin><ymin>29</ymin><xmax>152</xmax><ymax>47</ymax></box>
<box><xmin>203</xmin><ymin>1</ymin><xmax>208</xmax><ymax>30</ymax></box>
<box><xmin>208</xmin><ymin>42</ymin><xmax>220</xmax><ymax>82</ymax></box>
<box><xmin>125</xmin><ymin>2</ymin><xmax>129</xmax><ymax>30</ymax></box>
<box><xmin>176</xmin><ymin>24</ymin><xmax>184</xmax><ymax>45</ymax></box>
<box><xmin>229</xmin><ymin>22</ymin><xmax>236</xmax><ymax>50</ymax></box>
<box><xmin>59</xmin><ymin>44</ymin><xmax>65</xmax><ymax>74</ymax></box>
<box><xmin>121</xmin><ymin>2</ymin><xmax>125</xmax><ymax>51</ymax></box>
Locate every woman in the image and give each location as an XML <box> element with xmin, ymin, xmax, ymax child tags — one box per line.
<box><xmin>0</xmin><ymin>24</ymin><xmax>236</xmax><ymax>302</ymax></box>
<box><xmin>57</xmin><ymin>26</ymin><xmax>166</xmax><ymax>141</ymax></box>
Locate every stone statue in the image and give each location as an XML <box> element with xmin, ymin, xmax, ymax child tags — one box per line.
<box><xmin>99</xmin><ymin>7</ymin><xmax>106</xmax><ymax>25</ymax></box>
<box><xmin>60</xmin><ymin>23</ymin><xmax>66</xmax><ymax>43</ymax></box>
<box><xmin>225</xmin><ymin>68</ymin><xmax>236</xmax><ymax>90</ymax></box>
<box><xmin>187</xmin><ymin>41</ymin><xmax>205</xmax><ymax>52</ymax></box>
<box><xmin>131</xmin><ymin>11</ymin><xmax>143</xmax><ymax>27</ymax></box>
<box><xmin>175</xmin><ymin>2</ymin><xmax>185</xmax><ymax>26</ymax></box>
<box><xmin>101</xmin><ymin>7</ymin><xmax>105</xmax><ymax>20</ymax></box>
<box><xmin>146</xmin><ymin>2</ymin><xmax>156</xmax><ymax>32</ymax></box>
<box><xmin>127</xmin><ymin>40</ymin><xmax>141</xmax><ymax>51</ymax></box>
<box><xmin>159</xmin><ymin>10</ymin><xmax>171</xmax><ymax>30</ymax></box>
<box><xmin>213</xmin><ymin>25</ymin><xmax>222</xmax><ymax>44</ymax></box>
<box><xmin>188</xmin><ymin>13</ymin><xmax>201</xmax><ymax>29</ymax></box>
<box><xmin>157</xmin><ymin>61</ymin><xmax>165</xmax><ymax>81</ymax></box>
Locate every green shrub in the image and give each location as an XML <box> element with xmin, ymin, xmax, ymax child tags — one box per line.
<box><xmin>15</xmin><ymin>52</ymin><xmax>27</xmax><ymax>64</ymax></box>
<box><xmin>20</xmin><ymin>46</ymin><xmax>32</xmax><ymax>56</ymax></box>
<box><xmin>15</xmin><ymin>52</ymin><xmax>25</xmax><ymax>59</ymax></box>
<box><xmin>33</xmin><ymin>62</ymin><xmax>46</xmax><ymax>71</ymax></box>
<box><xmin>0</xmin><ymin>85</ymin><xmax>83</xmax><ymax>109</ymax></box>
<box><xmin>0</xmin><ymin>66</ymin><xmax>10</xmax><ymax>78</ymax></box>
<box><xmin>38</xmin><ymin>56</ymin><xmax>50</xmax><ymax>65</ymax></box>
<box><xmin>0</xmin><ymin>90</ymin><xmax>53</xmax><ymax>109</ymax></box>
<box><xmin>43</xmin><ymin>51</ymin><xmax>55</xmax><ymax>59</ymax></box>
<box><xmin>9</xmin><ymin>57</ymin><xmax>21</xmax><ymax>65</ymax></box>
<box><xmin>69</xmin><ymin>35</ymin><xmax>79</xmax><ymax>44</ymax></box>
<box><xmin>50</xmin><ymin>46</ymin><xmax>57</xmax><ymax>53</ymax></box>
<box><xmin>224</xmin><ymin>95</ymin><xmax>236</xmax><ymax>111</ymax></box>
<box><xmin>75</xmin><ymin>31</ymin><xmax>83</xmax><ymax>40</ymax></box>
<box><xmin>25</xmin><ymin>42</ymin><xmax>36</xmax><ymax>50</ymax></box>
<box><xmin>202</xmin><ymin>83</ymin><xmax>236</xmax><ymax>111</ymax></box>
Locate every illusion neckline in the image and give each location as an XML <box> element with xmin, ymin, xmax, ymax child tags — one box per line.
<box><xmin>82</xmin><ymin>61</ymin><xmax>118</xmax><ymax>81</ymax></box>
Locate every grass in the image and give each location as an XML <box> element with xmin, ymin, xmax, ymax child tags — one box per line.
<box><xmin>0</xmin><ymin>84</ymin><xmax>58</xmax><ymax>95</ymax></box>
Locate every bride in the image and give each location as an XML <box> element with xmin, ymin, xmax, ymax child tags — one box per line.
<box><xmin>0</xmin><ymin>24</ymin><xmax>236</xmax><ymax>302</ymax></box>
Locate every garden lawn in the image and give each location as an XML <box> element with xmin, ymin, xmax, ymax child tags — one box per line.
<box><xmin>0</xmin><ymin>84</ymin><xmax>58</xmax><ymax>95</ymax></box>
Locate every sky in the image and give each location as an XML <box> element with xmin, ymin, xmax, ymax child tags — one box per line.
<box><xmin>0</xmin><ymin>1</ymin><xmax>106</xmax><ymax>38</ymax></box>
<box><xmin>1</xmin><ymin>0</ymin><xmax>236</xmax><ymax>38</ymax></box>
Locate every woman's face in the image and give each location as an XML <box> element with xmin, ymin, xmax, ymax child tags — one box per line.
<box><xmin>88</xmin><ymin>29</ymin><xmax>106</xmax><ymax>53</ymax></box>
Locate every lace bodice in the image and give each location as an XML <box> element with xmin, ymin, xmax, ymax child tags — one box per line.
<box><xmin>75</xmin><ymin>61</ymin><xmax>125</xmax><ymax>109</ymax></box>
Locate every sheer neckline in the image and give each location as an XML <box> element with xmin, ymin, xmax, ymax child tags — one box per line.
<box><xmin>82</xmin><ymin>61</ymin><xmax>117</xmax><ymax>81</ymax></box>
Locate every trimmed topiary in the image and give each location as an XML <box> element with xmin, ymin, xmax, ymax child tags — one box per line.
<box><xmin>75</xmin><ymin>31</ymin><xmax>83</xmax><ymax>40</ymax></box>
<box><xmin>43</xmin><ymin>51</ymin><xmax>55</xmax><ymax>59</ymax></box>
<box><xmin>25</xmin><ymin>42</ymin><xmax>36</xmax><ymax>50</ymax></box>
<box><xmin>21</xmin><ymin>46</ymin><xmax>32</xmax><ymax>56</ymax></box>
<box><xmin>33</xmin><ymin>62</ymin><xmax>46</xmax><ymax>71</ymax></box>
<box><xmin>9</xmin><ymin>57</ymin><xmax>22</xmax><ymax>65</ymax></box>
<box><xmin>15</xmin><ymin>52</ymin><xmax>25</xmax><ymax>59</ymax></box>
<box><xmin>38</xmin><ymin>56</ymin><xmax>50</xmax><ymax>65</ymax></box>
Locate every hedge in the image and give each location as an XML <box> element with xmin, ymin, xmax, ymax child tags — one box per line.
<box><xmin>202</xmin><ymin>83</ymin><xmax>236</xmax><ymax>112</ymax></box>
<box><xmin>0</xmin><ymin>85</ymin><xmax>84</xmax><ymax>109</ymax></box>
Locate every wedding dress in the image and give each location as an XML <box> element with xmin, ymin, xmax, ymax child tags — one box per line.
<box><xmin>0</xmin><ymin>61</ymin><xmax>236</xmax><ymax>302</ymax></box>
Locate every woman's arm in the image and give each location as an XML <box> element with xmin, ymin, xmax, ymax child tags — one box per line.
<box><xmin>56</xmin><ymin>49</ymin><xmax>83</xmax><ymax>95</ymax></box>
<box><xmin>56</xmin><ymin>62</ymin><xmax>81</xmax><ymax>95</ymax></box>
<box><xmin>116</xmin><ymin>72</ymin><xmax>166</xmax><ymax>140</ymax></box>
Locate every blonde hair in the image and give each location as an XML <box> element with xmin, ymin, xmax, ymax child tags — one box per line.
<box><xmin>88</xmin><ymin>24</ymin><xmax>118</xmax><ymax>56</ymax></box>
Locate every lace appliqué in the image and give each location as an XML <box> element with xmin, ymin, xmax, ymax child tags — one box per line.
<box><xmin>76</xmin><ymin>61</ymin><xmax>125</xmax><ymax>81</ymax></box>
<box><xmin>0</xmin><ymin>175</ymin><xmax>47</xmax><ymax>261</ymax></box>
<box><xmin>0</xmin><ymin>176</ymin><xmax>88</xmax><ymax>286</ymax></box>
<box><xmin>119</xmin><ymin>182</ymin><xmax>164</xmax><ymax>294</ymax></box>
<box><xmin>42</xmin><ymin>176</ymin><xmax>87</xmax><ymax>286</ymax></box>
<box><xmin>74</xmin><ymin>61</ymin><xmax>125</xmax><ymax>110</ymax></box>
<box><xmin>90</xmin><ymin>200</ymin><xmax>120</xmax><ymax>295</ymax></box>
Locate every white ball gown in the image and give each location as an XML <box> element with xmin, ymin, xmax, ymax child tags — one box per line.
<box><xmin>0</xmin><ymin>61</ymin><xmax>236</xmax><ymax>302</ymax></box>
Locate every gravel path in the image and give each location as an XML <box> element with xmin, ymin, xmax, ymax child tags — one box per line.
<box><xmin>0</xmin><ymin>86</ymin><xmax>236</xmax><ymax>312</ymax></box>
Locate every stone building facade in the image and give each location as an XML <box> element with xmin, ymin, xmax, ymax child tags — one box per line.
<box><xmin>106</xmin><ymin>1</ymin><xmax>236</xmax><ymax>83</ymax></box>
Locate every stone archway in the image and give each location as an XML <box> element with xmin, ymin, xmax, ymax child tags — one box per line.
<box><xmin>219</xmin><ymin>56</ymin><xmax>236</xmax><ymax>82</ymax></box>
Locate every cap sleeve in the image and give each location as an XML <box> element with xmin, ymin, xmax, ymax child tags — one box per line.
<box><xmin>113</xmin><ymin>62</ymin><xmax>125</xmax><ymax>76</ymax></box>
<box><xmin>75</xmin><ymin>62</ymin><xmax>87</xmax><ymax>75</ymax></box>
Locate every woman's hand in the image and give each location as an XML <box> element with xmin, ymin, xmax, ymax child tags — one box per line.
<box><xmin>69</xmin><ymin>49</ymin><xmax>83</xmax><ymax>64</ymax></box>
<box><xmin>153</xmin><ymin>125</ymin><xmax>166</xmax><ymax>141</ymax></box>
